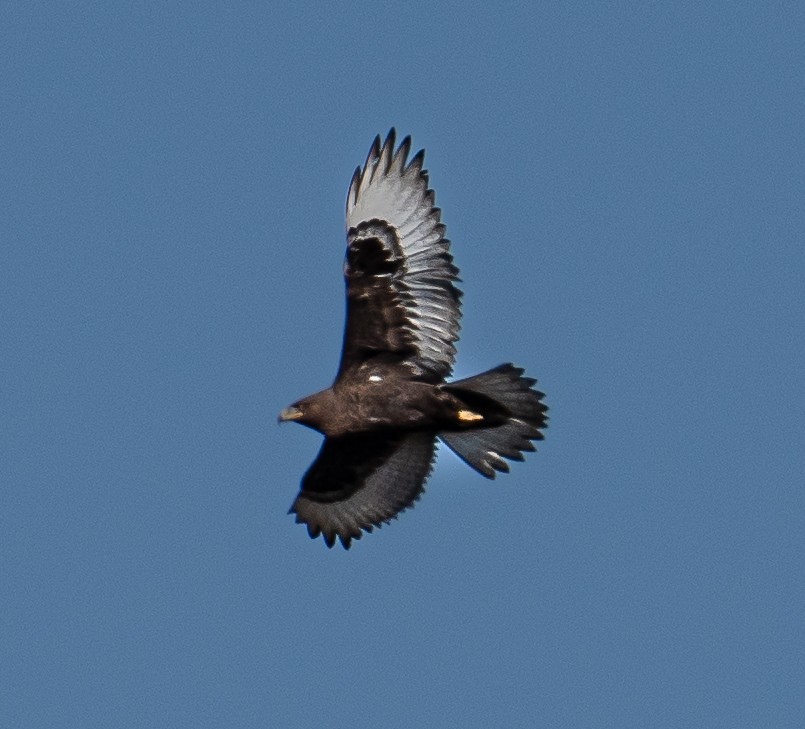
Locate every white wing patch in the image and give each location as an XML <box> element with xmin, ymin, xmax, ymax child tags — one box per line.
<box><xmin>345</xmin><ymin>130</ymin><xmax>462</xmax><ymax>377</ymax></box>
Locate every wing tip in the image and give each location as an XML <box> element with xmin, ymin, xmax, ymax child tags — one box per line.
<box><xmin>296</xmin><ymin>494</ymin><xmax>427</xmax><ymax>550</ymax></box>
<box><xmin>360</xmin><ymin>130</ymin><xmax>426</xmax><ymax>183</ymax></box>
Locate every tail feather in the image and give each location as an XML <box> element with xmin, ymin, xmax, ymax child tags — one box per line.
<box><xmin>439</xmin><ymin>364</ymin><xmax>547</xmax><ymax>478</ymax></box>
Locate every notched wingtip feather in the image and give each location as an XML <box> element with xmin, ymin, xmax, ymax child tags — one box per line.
<box><xmin>409</xmin><ymin>148</ymin><xmax>425</xmax><ymax>173</ymax></box>
<box><xmin>348</xmin><ymin>165</ymin><xmax>362</xmax><ymax>198</ymax></box>
<box><xmin>397</xmin><ymin>134</ymin><xmax>412</xmax><ymax>161</ymax></box>
<box><xmin>366</xmin><ymin>135</ymin><xmax>382</xmax><ymax>168</ymax></box>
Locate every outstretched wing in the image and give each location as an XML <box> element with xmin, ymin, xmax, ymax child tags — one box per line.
<box><xmin>338</xmin><ymin>129</ymin><xmax>462</xmax><ymax>381</ymax></box>
<box><xmin>288</xmin><ymin>431</ymin><xmax>437</xmax><ymax>549</ymax></box>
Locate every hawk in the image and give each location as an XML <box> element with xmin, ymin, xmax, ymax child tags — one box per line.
<box><xmin>280</xmin><ymin>130</ymin><xmax>547</xmax><ymax>548</ymax></box>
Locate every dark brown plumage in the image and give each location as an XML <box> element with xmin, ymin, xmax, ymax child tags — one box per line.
<box><xmin>279</xmin><ymin>130</ymin><xmax>548</xmax><ymax>548</ymax></box>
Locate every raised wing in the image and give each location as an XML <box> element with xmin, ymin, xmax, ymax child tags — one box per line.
<box><xmin>288</xmin><ymin>431</ymin><xmax>437</xmax><ymax>548</ymax></box>
<box><xmin>338</xmin><ymin>130</ymin><xmax>462</xmax><ymax>381</ymax></box>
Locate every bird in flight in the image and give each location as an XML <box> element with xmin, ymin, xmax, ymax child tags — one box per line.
<box><xmin>280</xmin><ymin>130</ymin><xmax>548</xmax><ymax>548</ymax></box>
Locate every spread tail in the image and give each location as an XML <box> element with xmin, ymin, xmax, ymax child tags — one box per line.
<box><xmin>439</xmin><ymin>363</ymin><xmax>547</xmax><ymax>478</ymax></box>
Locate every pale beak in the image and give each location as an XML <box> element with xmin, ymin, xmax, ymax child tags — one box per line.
<box><xmin>278</xmin><ymin>406</ymin><xmax>304</xmax><ymax>423</ymax></box>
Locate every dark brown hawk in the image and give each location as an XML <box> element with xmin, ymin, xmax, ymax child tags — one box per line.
<box><xmin>280</xmin><ymin>130</ymin><xmax>548</xmax><ymax>548</ymax></box>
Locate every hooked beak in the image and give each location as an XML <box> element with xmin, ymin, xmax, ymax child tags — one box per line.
<box><xmin>278</xmin><ymin>406</ymin><xmax>304</xmax><ymax>423</ymax></box>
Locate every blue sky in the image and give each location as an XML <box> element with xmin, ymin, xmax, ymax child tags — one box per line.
<box><xmin>3</xmin><ymin>2</ymin><xmax>803</xmax><ymax>727</ymax></box>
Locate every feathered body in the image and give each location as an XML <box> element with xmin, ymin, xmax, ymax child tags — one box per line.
<box><xmin>280</xmin><ymin>130</ymin><xmax>548</xmax><ymax>548</ymax></box>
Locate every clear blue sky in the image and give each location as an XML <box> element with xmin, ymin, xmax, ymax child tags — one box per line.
<box><xmin>3</xmin><ymin>3</ymin><xmax>803</xmax><ymax>727</ymax></box>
